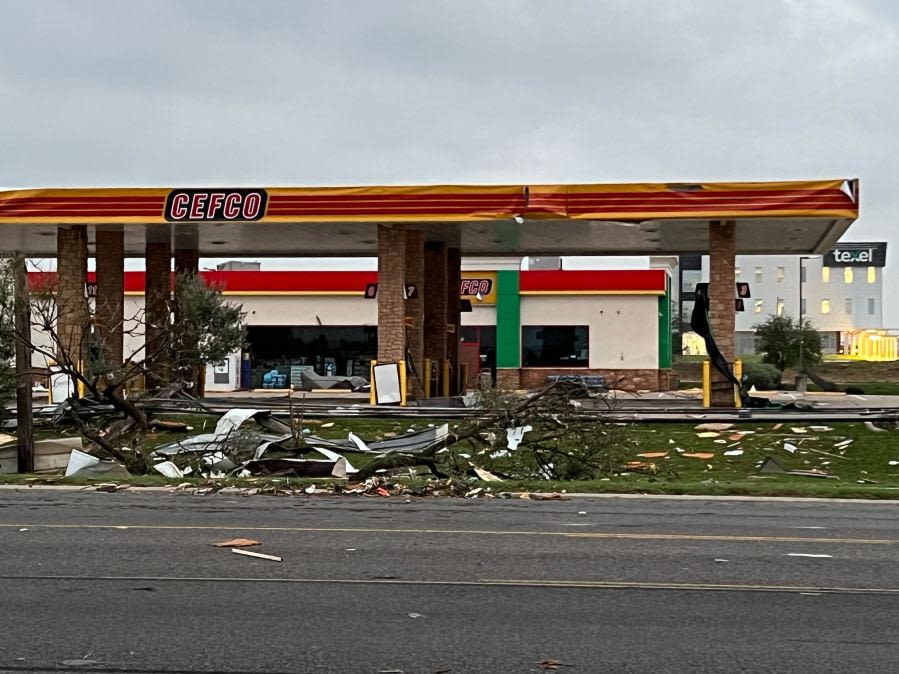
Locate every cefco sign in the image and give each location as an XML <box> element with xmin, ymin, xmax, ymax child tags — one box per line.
<box><xmin>164</xmin><ymin>189</ymin><xmax>268</xmax><ymax>222</ymax></box>
<box><xmin>824</xmin><ymin>242</ymin><xmax>887</xmax><ymax>268</ymax></box>
<box><xmin>460</xmin><ymin>271</ymin><xmax>498</xmax><ymax>304</ymax></box>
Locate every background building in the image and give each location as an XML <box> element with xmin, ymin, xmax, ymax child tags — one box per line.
<box><xmin>676</xmin><ymin>242</ymin><xmax>892</xmax><ymax>359</ymax></box>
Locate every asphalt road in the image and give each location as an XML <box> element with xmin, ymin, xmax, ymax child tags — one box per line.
<box><xmin>2</xmin><ymin>489</ymin><xmax>899</xmax><ymax>673</ymax></box>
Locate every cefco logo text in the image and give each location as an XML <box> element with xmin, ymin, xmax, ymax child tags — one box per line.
<box><xmin>164</xmin><ymin>189</ymin><xmax>268</xmax><ymax>222</ymax></box>
<box><xmin>460</xmin><ymin>278</ymin><xmax>493</xmax><ymax>296</ymax></box>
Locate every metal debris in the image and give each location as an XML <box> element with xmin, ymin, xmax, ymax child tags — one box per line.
<box><xmin>232</xmin><ymin>548</ymin><xmax>282</xmax><ymax>562</ymax></box>
<box><xmin>213</xmin><ymin>538</ymin><xmax>261</xmax><ymax>548</ymax></box>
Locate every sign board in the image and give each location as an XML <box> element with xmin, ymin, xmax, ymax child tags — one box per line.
<box><xmin>373</xmin><ymin>362</ymin><xmax>402</xmax><ymax>405</ymax></box>
<box><xmin>823</xmin><ymin>242</ymin><xmax>887</xmax><ymax>267</ymax></box>
<box><xmin>691</xmin><ymin>282</ymin><xmax>750</xmax><ymax>302</ymax></box>
<box><xmin>735</xmin><ymin>299</ymin><xmax>745</xmax><ymax>312</ymax></box>
<box><xmin>460</xmin><ymin>271</ymin><xmax>497</xmax><ymax>304</ymax></box>
<box><xmin>165</xmin><ymin>188</ymin><xmax>268</xmax><ymax>222</ymax></box>
<box><xmin>85</xmin><ymin>282</ymin><xmax>98</xmax><ymax>298</ymax></box>
<box><xmin>365</xmin><ymin>272</ymin><xmax>498</xmax><ymax>303</ymax></box>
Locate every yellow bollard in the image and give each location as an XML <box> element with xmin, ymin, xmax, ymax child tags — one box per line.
<box><xmin>702</xmin><ymin>360</ymin><xmax>710</xmax><ymax>408</ymax></box>
<box><xmin>399</xmin><ymin>360</ymin><xmax>407</xmax><ymax>407</ymax></box>
<box><xmin>423</xmin><ymin>358</ymin><xmax>431</xmax><ymax>399</ymax></box>
<box><xmin>369</xmin><ymin>360</ymin><xmax>377</xmax><ymax>405</ymax></box>
<box><xmin>441</xmin><ymin>359</ymin><xmax>450</xmax><ymax>398</ymax></box>
<box><xmin>734</xmin><ymin>359</ymin><xmax>743</xmax><ymax>408</ymax></box>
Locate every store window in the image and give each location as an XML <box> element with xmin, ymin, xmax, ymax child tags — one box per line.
<box><xmin>844</xmin><ymin>298</ymin><xmax>852</xmax><ymax>314</ymax></box>
<box><xmin>754</xmin><ymin>267</ymin><xmax>763</xmax><ymax>283</ymax></box>
<box><xmin>734</xmin><ymin>267</ymin><xmax>741</xmax><ymax>279</ymax></box>
<box><xmin>522</xmin><ymin>326</ymin><xmax>589</xmax><ymax>367</ymax></box>
<box><xmin>822</xmin><ymin>267</ymin><xmax>830</xmax><ymax>283</ymax></box>
<box><xmin>844</xmin><ymin>267</ymin><xmax>854</xmax><ymax>284</ymax></box>
<box><xmin>776</xmin><ymin>266</ymin><xmax>785</xmax><ymax>283</ymax></box>
<box><xmin>821</xmin><ymin>299</ymin><xmax>831</xmax><ymax>315</ymax></box>
<box><xmin>800</xmin><ymin>298</ymin><xmax>807</xmax><ymax>316</ymax></box>
<box><xmin>245</xmin><ymin>325</ymin><xmax>377</xmax><ymax>388</ymax></box>
<box><xmin>868</xmin><ymin>267</ymin><xmax>877</xmax><ymax>284</ymax></box>
<box><xmin>776</xmin><ymin>298</ymin><xmax>785</xmax><ymax>316</ymax></box>
<box><xmin>754</xmin><ymin>300</ymin><xmax>763</xmax><ymax>314</ymax></box>
<box><xmin>868</xmin><ymin>298</ymin><xmax>876</xmax><ymax>315</ymax></box>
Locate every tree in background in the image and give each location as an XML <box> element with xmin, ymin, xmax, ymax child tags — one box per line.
<box><xmin>754</xmin><ymin>315</ymin><xmax>822</xmax><ymax>374</ymax></box>
<box><xmin>170</xmin><ymin>271</ymin><xmax>247</xmax><ymax>388</ymax></box>
<box><xmin>23</xmin><ymin>270</ymin><xmax>246</xmax><ymax>471</ymax></box>
<box><xmin>0</xmin><ymin>260</ymin><xmax>15</xmax><ymax>413</ymax></box>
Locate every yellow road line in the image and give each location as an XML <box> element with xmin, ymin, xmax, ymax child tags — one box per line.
<box><xmin>0</xmin><ymin>523</ymin><xmax>895</xmax><ymax>545</ymax></box>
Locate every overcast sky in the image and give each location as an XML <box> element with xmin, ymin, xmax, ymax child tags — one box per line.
<box><xmin>2</xmin><ymin>1</ymin><xmax>897</xmax><ymax>318</ymax></box>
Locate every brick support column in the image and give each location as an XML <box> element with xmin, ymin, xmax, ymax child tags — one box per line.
<box><xmin>404</xmin><ymin>229</ymin><xmax>425</xmax><ymax>394</ymax></box>
<box><xmin>95</xmin><ymin>227</ymin><xmax>124</xmax><ymax>367</ymax></box>
<box><xmin>174</xmin><ymin>247</ymin><xmax>199</xmax><ymax>277</ymax></box>
<box><xmin>446</xmin><ymin>247</ymin><xmax>462</xmax><ymax>394</ymax></box>
<box><xmin>56</xmin><ymin>226</ymin><xmax>89</xmax><ymax>368</ymax></box>
<box><xmin>145</xmin><ymin>237</ymin><xmax>171</xmax><ymax>388</ymax></box>
<box><xmin>709</xmin><ymin>220</ymin><xmax>736</xmax><ymax>407</ymax></box>
<box><xmin>173</xmin><ymin>242</ymin><xmax>200</xmax><ymax>390</ymax></box>
<box><xmin>423</xmin><ymin>242</ymin><xmax>447</xmax><ymax>365</ymax></box>
<box><xmin>377</xmin><ymin>225</ymin><xmax>407</xmax><ymax>363</ymax></box>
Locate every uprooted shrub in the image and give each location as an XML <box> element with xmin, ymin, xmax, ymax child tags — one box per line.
<box><xmin>356</xmin><ymin>382</ymin><xmax>632</xmax><ymax>482</ymax></box>
<box><xmin>742</xmin><ymin>362</ymin><xmax>782</xmax><ymax>390</ymax></box>
<box><xmin>455</xmin><ymin>385</ymin><xmax>629</xmax><ymax>480</ymax></box>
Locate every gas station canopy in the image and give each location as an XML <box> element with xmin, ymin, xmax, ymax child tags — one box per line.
<box><xmin>0</xmin><ymin>179</ymin><xmax>858</xmax><ymax>257</ymax></box>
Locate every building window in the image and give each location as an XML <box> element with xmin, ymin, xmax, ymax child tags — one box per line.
<box><xmin>845</xmin><ymin>298</ymin><xmax>852</xmax><ymax>314</ymax></box>
<box><xmin>844</xmin><ymin>267</ymin><xmax>854</xmax><ymax>284</ymax></box>
<box><xmin>868</xmin><ymin>298</ymin><xmax>876</xmax><ymax>315</ymax></box>
<box><xmin>776</xmin><ymin>298</ymin><xmax>785</xmax><ymax>316</ymax></box>
<box><xmin>800</xmin><ymin>298</ymin><xmax>807</xmax><ymax>316</ymax></box>
<box><xmin>801</xmin><ymin>266</ymin><xmax>807</xmax><ymax>283</ymax></box>
<box><xmin>776</xmin><ymin>266</ymin><xmax>785</xmax><ymax>283</ymax></box>
<box><xmin>868</xmin><ymin>267</ymin><xmax>877</xmax><ymax>284</ymax></box>
<box><xmin>822</xmin><ymin>267</ymin><xmax>830</xmax><ymax>283</ymax></box>
<box><xmin>755</xmin><ymin>267</ymin><xmax>763</xmax><ymax>283</ymax></box>
<box><xmin>681</xmin><ymin>268</ymin><xmax>702</xmax><ymax>294</ymax></box>
<box><xmin>735</xmin><ymin>267</ymin><xmax>741</xmax><ymax>279</ymax></box>
<box><xmin>522</xmin><ymin>326</ymin><xmax>589</xmax><ymax>367</ymax></box>
<box><xmin>821</xmin><ymin>299</ymin><xmax>831</xmax><ymax>314</ymax></box>
<box><xmin>754</xmin><ymin>300</ymin><xmax>763</xmax><ymax>314</ymax></box>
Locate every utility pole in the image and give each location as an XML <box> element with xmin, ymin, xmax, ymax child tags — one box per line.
<box><xmin>14</xmin><ymin>252</ymin><xmax>33</xmax><ymax>473</ymax></box>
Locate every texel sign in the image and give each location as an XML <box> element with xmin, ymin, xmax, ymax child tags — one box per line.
<box><xmin>823</xmin><ymin>242</ymin><xmax>886</xmax><ymax>268</ymax></box>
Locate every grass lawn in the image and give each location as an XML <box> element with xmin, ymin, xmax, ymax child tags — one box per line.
<box><xmin>5</xmin><ymin>413</ymin><xmax>899</xmax><ymax>499</ymax></box>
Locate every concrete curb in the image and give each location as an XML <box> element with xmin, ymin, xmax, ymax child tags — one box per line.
<box><xmin>3</xmin><ymin>484</ymin><xmax>899</xmax><ymax>505</ymax></box>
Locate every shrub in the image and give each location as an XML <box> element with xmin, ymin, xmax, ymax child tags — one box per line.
<box><xmin>742</xmin><ymin>362</ymin><xmax>782</xmax><ymax>390</ymax></box>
